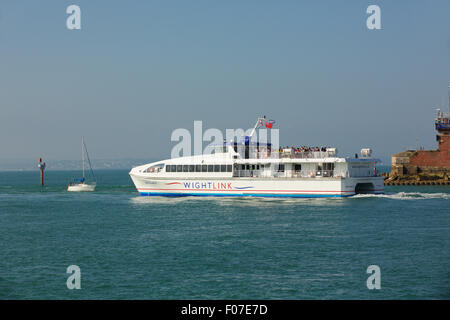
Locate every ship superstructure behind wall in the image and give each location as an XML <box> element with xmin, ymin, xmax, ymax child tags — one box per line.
<box><xmin>391</xmin><ymin>110</ymin><xmax>450</xmax><ymax>177</ymax></box>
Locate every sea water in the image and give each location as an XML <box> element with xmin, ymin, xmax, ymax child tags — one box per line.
<box><xmin>0</xmin><ymin>169</ymin><xmax>448</xmax><ymax>299</ymax></box>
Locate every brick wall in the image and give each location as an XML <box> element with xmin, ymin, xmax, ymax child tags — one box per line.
<box><xmin>409</xmin><ymin>134</ymin><xmax>450</xmax><ymax>167</ymax></box>
<box><xmin>439</xmin><ymin>134</ymin><xmax>450</xmax><ymax>152</ymax></box>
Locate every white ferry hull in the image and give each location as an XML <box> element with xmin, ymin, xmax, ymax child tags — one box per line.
<box><xmin>129</xmin><ymin>175</ymin><xmax>384</xmax><ymax>198</ymax></box>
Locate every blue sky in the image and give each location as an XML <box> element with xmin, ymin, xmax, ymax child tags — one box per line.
<box><xmin>1</xmin><ymin>0</ymin><xmax>449</xmax><ymax>164</ymax></box>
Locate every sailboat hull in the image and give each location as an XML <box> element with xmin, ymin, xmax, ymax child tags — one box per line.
<box><xmin>67</xmin><ymin>183</ymin><xmax>96</xmax><ymax>192</ymax></box>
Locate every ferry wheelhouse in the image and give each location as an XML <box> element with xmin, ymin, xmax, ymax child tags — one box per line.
<box><xmin>129</xmin><ymin>118</ymin><xmax>384</xmax><ymax>198</ymax></box>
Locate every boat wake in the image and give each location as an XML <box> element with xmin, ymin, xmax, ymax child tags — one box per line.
<box><xmin>351</xmin><ymin>192</ymin><xmax>450</xmax><ymax>200</ymax></box>
<box><xmin>129</xmin><ymin>195</ymin><xmax>345</xmax><ymax>209</ymax></box>
<box><xmin>128</xmin><ymin>192</ymin><xmax>450</xmax><ymax>205</ymax></box>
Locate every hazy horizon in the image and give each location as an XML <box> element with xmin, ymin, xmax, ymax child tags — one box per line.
<box><xmin>1</xmin><ymin>0</ymin><xmax>450</xmax><ymax>165</ymax></box>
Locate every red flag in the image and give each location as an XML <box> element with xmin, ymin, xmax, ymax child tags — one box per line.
<box><xmin>265</xmin><ymin>122</ymin><xmax>273</xmax><ymax>129</ymax></box>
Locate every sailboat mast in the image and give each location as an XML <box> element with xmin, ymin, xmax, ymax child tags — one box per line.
<box><xmin>82</xmin><ymin>136</ymin><xmax>85</xmax><ymax>179</ymax></box>
<box><xmin>448</xmin><ymin>85</ymin><xmax>450</xmax><ymax>113</ymax></box>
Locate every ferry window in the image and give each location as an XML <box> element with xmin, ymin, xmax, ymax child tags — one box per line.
<box><xmin>226</xmin><ymin>165</ymin><xmax>232</xmax><ymax>172</ymax></box>
<box><xmin>277</xmin><ymin>164</ymin><xmax>285</xmax><ymax>172</ymax></box>
<box><xmin>220</xmin><ymin>165</ymin><xmax>226</xmax><ymax>172</ymax></box>
<box><xmin>214</xmin><ymin>165</ymin><xmax>220</xmax><ymax>172</ymax></box>
<box><xmin>202</xmin><ymin>165</ymin><xmax>207</xmax><ymax>172</ymax></box>
<box><xmin>183</xmin><ymin>165</ymin><xmax>189</xmax><ymax>172</ymax></box>
<box><xmin>256</xmin><ymin>165</ymin><xmax>260</xmax><ymax>170</ymax></box>
<box><xmin>241</xmin><ymin>165</ymin><xmax>245</xmax><ymax>170</ymax></box>
<box><xmin>145</xmin><ymin>163</ymin><xmax>165</xmax><ymax>173</ymax></box>
<box><xmin>189</xmin><ymin>165</ymin><xmax>194</xmax><ymax>172</ymax></box>
<box><xmin>195</xmin><ymin>165</ymin><xmax>201</xmax><ymax>172</ymax></box>
<box><xmin>294</xmin><ymin>164</ymin><xmax>301</xmax><ymax>172</ymax></box>
<box><xmin>166</xmin><ymin>165</ymin><xmax>172</xmax><ymax>172</ymax></box>
<box><xmin>208</xmin><ymin>165</ymin><xmax>214</xmax><ymax>172</ymax></box>
<box><xmin>246</xmin><ymin>165</ymin><xmax>250</xmax><ymax>170</ymax></box>
<box><xmin>176</xmin><ymin>165</ymin><xmax>182</xmax><ymax>172</ymax></box>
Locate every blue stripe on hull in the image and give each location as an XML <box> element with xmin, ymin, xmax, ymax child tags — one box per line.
<box><xmin>139</xmin><ymin>192</ymin><xmax>353</xmax><ymax>198</ymax></box>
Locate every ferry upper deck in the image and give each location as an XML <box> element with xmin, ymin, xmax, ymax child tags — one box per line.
<box><xmin>131</xmin><ymin>141</ymin><xmax>380</xmax><ymax>180</ymax></box>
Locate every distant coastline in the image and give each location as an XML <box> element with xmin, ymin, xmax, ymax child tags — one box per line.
<box><xmin>0</xmin><ymin>159</ymin><xmax>392</xmax><ymax>173</ymax></box>
<box><xmin>0</xmin><ymin>158</ymin><xmax>158</xmax><ymax>172</ymax></box>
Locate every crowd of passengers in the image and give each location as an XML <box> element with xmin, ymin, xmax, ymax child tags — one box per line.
<box><xmin>278</xmin><ymin>146</ymin><xmax>328</xmax><ymax>153</ymax></box>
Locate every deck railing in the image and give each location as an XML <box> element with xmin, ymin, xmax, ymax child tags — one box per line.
<box><xmin>247</xmin><ymin>151</ymin><xmax>332</xmax><ymax>159</ymax></box>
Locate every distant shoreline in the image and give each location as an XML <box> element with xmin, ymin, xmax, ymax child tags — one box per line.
<box><xmin>0</xmin><ymin>162</ymin><xmax>392</xmax><ymax>173</ymax></box>
<box><xmin>0</xmin><ymin>158</ymin><xmax>159</xmax><ymax>172</ymax></box>
<box><xmin>0</xmin><ymin>168</ymin><xmax>133</xmax><ymax>172</ymax></box>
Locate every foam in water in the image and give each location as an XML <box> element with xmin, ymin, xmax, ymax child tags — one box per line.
<box><xmin>351</xmin><ymin>192</ymin><xmax>450</xmax><ymax>200</ymax></box>
<box><xmin>129</xmin><ymin>192</ymin><xmax>450</xmax><ymax>205</ymax></box>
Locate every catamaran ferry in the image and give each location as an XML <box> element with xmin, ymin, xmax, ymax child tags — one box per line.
<box><xmin>129</xmin><ymin>118</ymin><xmax>384</xmax><ymax>198</ymax></box>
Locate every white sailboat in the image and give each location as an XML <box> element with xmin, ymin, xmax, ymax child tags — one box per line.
<box><xmin>67</xmin><ymin>137</ymin><xmax>96</xmax><ymax>192</ymax></box>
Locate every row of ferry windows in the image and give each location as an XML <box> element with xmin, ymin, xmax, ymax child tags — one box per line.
<box><xmin>164</xmin><ymin>164</ymin><xmax>300</xmax><ymax>173</ymax></box>
<box><xmin>166</xmin><ymin>164</ymin><xmax>233</xmax><ymax>173</ymax></box>
<box><xmin>237</xmin><ymin>164</ymin><xmax>294</xmax><ymax>172</ymax></box>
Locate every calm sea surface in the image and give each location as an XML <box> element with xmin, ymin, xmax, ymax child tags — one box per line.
<box><xmin>0</xmin><ymin>169</ymin><xmax>448</xmax><ymax>299</ymax></box>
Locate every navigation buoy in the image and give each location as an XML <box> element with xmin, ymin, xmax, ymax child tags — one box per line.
<box><xmin>38</xmin><ymin>157</ymin><xmax>46</xmax><ymax>186</ymax></box>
